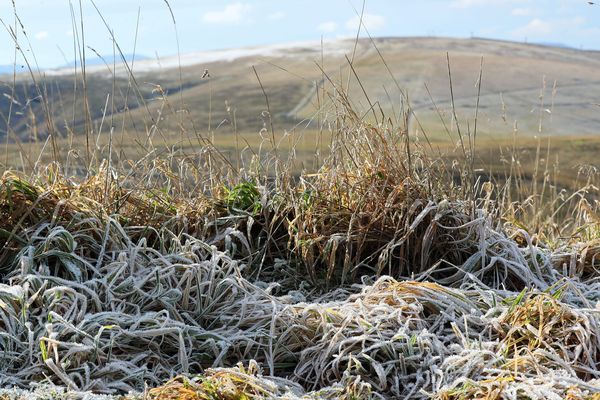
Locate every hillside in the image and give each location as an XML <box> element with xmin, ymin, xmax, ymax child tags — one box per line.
<box><xmin>1</xmin><ymin>36</ymin><xmax>600</xmax><ymax>151</ymax></box>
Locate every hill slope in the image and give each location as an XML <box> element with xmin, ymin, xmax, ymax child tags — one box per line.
<box><xmin>1</xmin><ymin>37</ymin><xmax>600</xmax><ymax>145</ymax></box>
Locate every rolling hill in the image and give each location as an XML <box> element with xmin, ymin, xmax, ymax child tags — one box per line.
<box><xmin>1</xmin><ymin>36</ymin><xmax>600</xmax><ymax>151</ymax></box>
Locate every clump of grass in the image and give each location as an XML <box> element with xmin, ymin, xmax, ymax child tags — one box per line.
<box><xmin>434</xmin><ymin>377</ymin><xmax>510</xmax><ymax>400</ymax></box>
<box><xmin>286</xmin><ymin>93</ymin><xmax>559</xmax><ymax>291</ymax></box>
<box><xmin>148</xmin><ymin>361</ymin><xmax>373</xmax><ymax>400</ymax></box>
<box><xmin>288</xmin><ymin>99</ymin><xmax>464</xmax><ymax>286</ymax></box>
<box><xmin>148</xmin><ymin>362</ymin><xmax>278</xmax><ymax>400</ymax></box>
<box><xmin>435</xmin><ymin>374</ymin><xmax>600</xmax><ymax>400</ymax></box>
<box><xmin>494</xmin><ymin>291</ymin><xmax>600</xmax><ymax>378</ymax></box>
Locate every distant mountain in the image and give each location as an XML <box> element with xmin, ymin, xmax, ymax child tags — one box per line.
<box><xmin>0</xmin><ymin>64</ymin><xmax>25</xmax><ymax>76</ymax></box>
<box><xmin>60</xmin><ymin>53</ymin><xmax>149</xmax><ymax>69</ymax></box>
<box><xmin>471</xmin><ymin>37</ymin><xmax>575</xmax><ymax>50</ymax></box>
<box><xmin>0</xmin><ymin>54</ymin><xmax>148</xmax><ymax>76</ymax></box>
<box><xmin>536</xmin><ymin>41</ymin><xmax>574</xmax><ymax>49</ymax></box>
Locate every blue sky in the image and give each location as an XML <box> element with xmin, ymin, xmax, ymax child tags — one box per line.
<box><xmin>0</xmin><ymin>0</ymin><xmax>598</xmax><ymax>68</ymax></box>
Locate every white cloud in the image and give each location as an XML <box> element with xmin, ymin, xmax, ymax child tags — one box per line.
<box><xmin>512</xmin><ymin>7</ymin><xmax>534</xmax><ymax>16</ymax></box>
<box><xmin>202</xmin><ymin>3</ymin><xmax>251</xmax><ymax>24</ymax></box>
<box><xmin>512</xmin><ymin>17</ymin><xmax>586</xmax><ymax>39</ymax></box>
<box><xmin>267</xmin><ymin>11</ymin><xmax>285</xmax><ymax>21</ymax></box>
<box><xmin>317</xmin><ymin>21</ymin><xmax>338</xmax><ymax>33</ymax></box>
<box><xmin>513</xmin><ymin>18</ymin><xmax>552</xmax><ymax>37</ymax></box>
<box><xmin>34</xmin><ymin>31</ymin><xmax>48</xmax><ymax>40</ymax></box>
<box><xmin>452</xmin><ymin>0</ymin><xmax>488</xmax><ymax>7</ymax></box>
<box><xmin>345</xmin><ymin>14</ymin><xmax>385</xmax><ymax>32</ymax></box>
<box><xmin>452</xmin><ymin>0</ymin><xmax>527</xmax><ymax>8</ymax></box>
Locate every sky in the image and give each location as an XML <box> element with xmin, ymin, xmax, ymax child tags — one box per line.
<box><xmin>0</xmin><ymin>0</ymin><xmax>598</xmax><ymax>68</ymax></box>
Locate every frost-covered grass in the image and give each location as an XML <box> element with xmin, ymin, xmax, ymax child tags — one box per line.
<box><xmin>2</xmin><ymin>7</ymin><xmax>600</xmax><ymax>394</ymax></box>
<box><xmin>1</xmin><ymin>89</ymin><xmax>600</xmax><ymax>399</ymax></box>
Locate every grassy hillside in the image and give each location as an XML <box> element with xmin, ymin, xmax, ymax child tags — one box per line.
<box><xmin>3</xmin><ymin>37</ymin><xmax>600</xmax><ymax>143</ymax></box>
<box><xmin>2</xmin><ymin>37</ymin><xmax>600</xmax><ymax>184</ymax></box>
